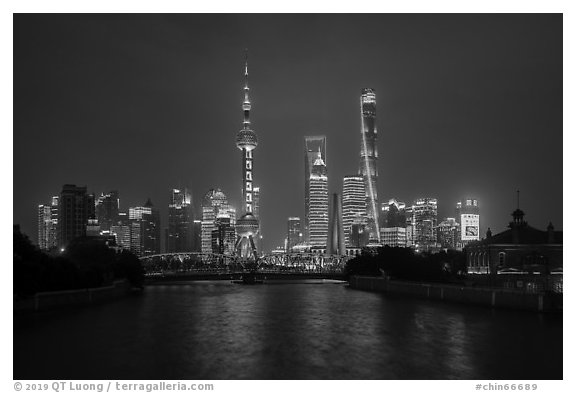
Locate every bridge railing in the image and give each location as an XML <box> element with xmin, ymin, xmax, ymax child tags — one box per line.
<box><xmin>140</xmin><ymin>252</ymin><xmax>351</xmax><ymax>275</ymax></box>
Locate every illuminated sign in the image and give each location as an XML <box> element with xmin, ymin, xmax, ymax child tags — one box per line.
<box><xmin>461</xmin><ymin>214</ymin><xmax>480</xmax><ymax>241</ymax></box>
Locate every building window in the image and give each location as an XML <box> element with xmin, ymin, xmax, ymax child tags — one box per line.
<box><xmin>498</xmin><ymin>252</ymin><xmax>506</xmax><ymax>267</ymax></box>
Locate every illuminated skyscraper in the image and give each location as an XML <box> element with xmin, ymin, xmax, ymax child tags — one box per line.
<box><xmin>286</xmin><ymin>217</ymin><xmax>302</xmax><ymax>252</ymax></box>
<box><xmin>95</xmin><ymin>191</ymin><xmax>119</xmax><ymax>232</ymax></box>
<box><xmin>410</xmin><ymin>198</ymin><xmax>438</xmax><ymax>252</ymax></box>
<box><xmin>37</xmin><ymin>196</ymin><xmax>58</xmax><ymax>250</ymax></box>
<box><xmin>129</xmin><ymin>198</ymin><xmax>161</xmax><ymax>257</ymax></box>
<box><xmin>166</xmin><ymin>188</ymin><xmax>194</xmax><ymax>253</ymax></box>
<box><xmin>212</xmin><ymin>215</ymin><xmax>236</xmax><ymax>255</ymax></box>
<box><xmin>359</xmin><ymin>88</ymin><xmax>380</xmax><ymax>242</ymax></box>
<box><xmin>308</xmin><ymin>150</ymin><xmax>329</xmax><ymax>247</ymax></box>
<box><xmin>437</xmin><ymin>217</ymin><xmax>460</xmax><ymax>250</ymax></box>
<box><xmin>456</xmin><ymin>198</ymin><xmax>480</xmax><ymax>246</ymax></box>
<box><xmin>380</xmin><ymin>199</ymin><xmax>407</xmax><ymax>248</ymax></box>
<box><xmin>304</xmin><ymin>136</ymin><xmax>326</xmax><ymax>243</ymax></box>
<box><xmin>342</xmin><ymin>175</ymin><xmax>366</xmax><ymax>247</ymax></box>
<box><xmin>201</xmin><ymin>189</ymin><xmax>230</xmax><ymax>254</ymax></box>
<box><xmin>235</xmin><ymin>52</ymin><xmax>260</xmax><ymax>259</ymax></box>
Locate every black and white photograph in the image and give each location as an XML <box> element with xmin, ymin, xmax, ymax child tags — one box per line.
<box><xmin>9</xmin><ymin>4</ymin><xmax>570</xmax><ymax>388</ymax></box>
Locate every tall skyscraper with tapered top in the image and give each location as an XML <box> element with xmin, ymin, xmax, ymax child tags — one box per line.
<box><xmin>235</xmin><ymin>52</ymin><xmax>260</xmax><ymax>259</ymax></box>
<box><xmin>308</xmin><ymin>150</ymin><xmax>329</xmax><ymax>247</ymax></box>
<box><xmin>304</xmin><ymin>136</ymin><xmax>326</xmax><ymax>243</ymax></box>
<box><xmin>359</xmin><ymin>88</ymin><xmax>380</xmax><ymax>243</ymax></box>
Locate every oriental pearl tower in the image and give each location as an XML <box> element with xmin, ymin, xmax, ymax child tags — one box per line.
<box><xmin>234</xmin><ymin>51</ymin><xmax>260</xmax><ymax>260</ymax></box>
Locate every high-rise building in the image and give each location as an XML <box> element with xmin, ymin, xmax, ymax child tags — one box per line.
<box><xmin>381</xmin><ymin>199</ymin><xmax>407</xmax><ymax>228</ymax></box>
<box><xmin>304</xmin><ymin>136</ymin><xmax>327</xmax><ymax>243</ymax></box>
<box><xmin>359</xmin><ymin>88</ymin><xmax>380</xmax><ymax>243</ymax></box>
<box><xmin>110</xmin><ymin>211</ymin><xmax>131</xmax><ymax>251</ymax></box>
<box><xmin>349</xmin><ymin>216</ymin><xmax>370</xmax><ymax>248</ymax></box>
<box><xmin>327</xmin><ymin>193</ymin><xmax>346</xmax><ymax>255</ymax></box>
<box><xmin>58</xmin><ymin>184</ymin><xmax>92</xmax><ymax>248</ymax></box>
<box><xmin>381</xmin><ymin>228</ymin><xmax>407</xmax><ymax>248</ymax></box>
<box><xmin>456</xmin><ymin>198</ymin><xmax>480</xmax><ymax>246</ymax></box>
<box><xmin>212</xmin><ymin>215</ymin><xmax>236</xmax><ymax>255</ymax></box>
<box><xmin>201</xmin><ymin>189</ymin><xmax>230</xmax><ymax>254</ymax></box>
<box><xmin>166</xmin><ymin>188</ymin><xmax>194</xmax><ymax>253</ymax></box>
<box><xmin>235</xmin><ymin>52</ymin><xmax>260</xmax><ymax>259</ymax></box>
<box><xmin>37</xmin><ymin>196</ymin><xmax>58</xmax><ymax>250</ymax></box>
<box><xmin>128</xmin><ymin>198</ymin><xmax>161</xmax><ymax>257</ymax></box>
<box><xmin>95</xmin><ymin>191</ymin><xmax>119</xmax><ymax>232</ymax></box>
<box><xmin>410</xmin><ymin>198</ymin><xmax>438</xmax><ymax>252</ymax></box>
<box><xmin>380</xmin><ymin>199</ymin><xmax>407</xmax><ymax>247</ymax></box>
<box><xmin>437</xmin><ymin>217</ymin><xmax>460</xmax><ymax>250</ymax></box>
<box><xmin>308</xmin><ymin>150</ymin><xmax>329</xmax><ymax>247</ymax></box>
<box><xmin>286</xmin><ymin>217</ymin><xmax>302</xmax><ymax>252</ymax></box>
<box><xmin>342</xmin><ymin>175</ymin><xmax>366</xmax><ymax>247</ymax></box>
<box><xmin>192</xmin><ymin>220</ymin><xmax>202</xmax><ymax>252</ymax></box>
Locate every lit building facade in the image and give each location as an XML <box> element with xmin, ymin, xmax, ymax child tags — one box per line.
<box><xmin>380</xmin><ymin>227</ymin><xmax>407</xmax><ymax>248</ymax></box>
<box><xmin>37</xmin><ymin>196</ymin><xmax>58</xmax><ymax>250</ymax></box>
<box><xmin>349</xmin><ymin>216</ymin><xmax>370</xmax><ymax>248</ymax></box>
<box><xmin>128</xmin><ymin>198</ymin><xmax>161</xmax><ymax>257</ymax></box>
<box><xmin>308</xmin><ymin>150</ymin><xmax>329</xmax><ymax>247</ymax></box>
<box><xmin>287</xmin><ymin>217</ymin><xmax>302</xmax><ymax>252</ymax></box>
<box><xmin>380</xmin><ymin>199</ymin><xmax>407</xmax><ymax>247</ymax></box>
<box><xmin>212</xmin><ymin>215</ymin><xmax>236</xmax><ymax>255</ymax></box>
<box><xmin>166</xmin><ymin>188</ymin><xmax>194</xmax><ymax>253</ymax></box>
<box><xmin>235</xmin><ymin>54</ymin><xmax>260</xmax><ymax>259</ymax></box>
<box><xmin>359</xmin><ymin>88</ymin><xmax>380</xmax><ymax>243</ymax></box>
<box><xmin>201</xmin><ymin>189</ymin><xmax>230</xmax><ymax>254</ymax></box>
<box><xmin>95</xmin><ymin>191</ymin><xmax>119</xmax><ymax>232</ymax></box>
<box><xmin>456</xmin><ymin>198</ymin><xmax>480</xmax><ymax>247</ymax></box>
<box><xmin>437</xmin><ymin>217</ymin><xmax>460</xmax><ymax>250</ymax></box>
<box><xmin>410</xmin><ymin>198</ymin><xmax>438</xmax><ymax>252</ymax></box>
<box><xmin>58</xmin><ymin>184</ymin><xmax>92</xmax><ymax>248</ymax></box>
<box><xmin>342</xmin><ymin>175</ymin><xmax>366</xmax><ymax>247</ymax></box>
<box><xmin>110</xmin><ymin>211</ymin><xmax>130</xmax><ymax>251</ymax></box>
<box><xmin>304</xmin><ymin>136</ymin><xmax>327</xmax><ymax>243</ymax></box>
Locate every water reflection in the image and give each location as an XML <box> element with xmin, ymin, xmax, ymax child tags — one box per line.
<box><xmin>13</xmin><ymin>281</ymin><xmax>562</xmax><ymax>380</ymax></box>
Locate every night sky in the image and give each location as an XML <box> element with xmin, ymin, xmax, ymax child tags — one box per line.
<box><xmin>13</xmin><ymin>14</ymin><xmax>563</xmax><ymax>252</ymax></box>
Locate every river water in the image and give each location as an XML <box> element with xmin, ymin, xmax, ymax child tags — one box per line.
<box><xmin>13</xmin><ymin>280</ymin><xmax>562</xmax><ymax>380</ymax></box>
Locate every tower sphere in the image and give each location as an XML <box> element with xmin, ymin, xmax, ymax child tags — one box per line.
<box><xmin>236</xmin><ymin>128</ymin><xmax>258</xmax><ymax>151</ymax></box>
<box><xmin>236</xmin><ymin>212</ymin><xmax>259</xmax><ymax>237</ymax></box>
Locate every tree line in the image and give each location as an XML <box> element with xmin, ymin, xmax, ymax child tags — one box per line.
<box><xmin>344</xmin><ymin>246</ymin><xmax>467</xmax><ymax>283</ymax></box>
<box><xmin>13</xmin><ymin>225</ymin><xmax>144</xmax><ymax>298</ymax></box>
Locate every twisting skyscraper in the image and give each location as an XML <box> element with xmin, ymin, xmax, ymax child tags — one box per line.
<box><xmin>359</xmin><ymin>88</ymin><xmax>380</xmax><ymax>242</ymax></box>
<box><xmin>235</xmin><ymin>52</ymin><xmax>260</xmax><ymax>259</ymax></box>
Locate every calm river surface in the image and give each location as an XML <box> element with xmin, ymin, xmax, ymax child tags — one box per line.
<box><xmin>14</xmin><ymin>280</ymin><xmax>562</xmax><ymax>380</ymax></box>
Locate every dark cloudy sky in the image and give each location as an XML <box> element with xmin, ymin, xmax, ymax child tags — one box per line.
<box><xmin>13</xmin><ymin>14</ymin><xmax>562</xmax><ymax>251</ymax></box>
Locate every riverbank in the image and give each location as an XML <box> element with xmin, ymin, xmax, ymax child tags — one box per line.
<box><xmin>14</xmin><ymin>279</ymin><xmax>137</xmax><ymax>314</ymax></box>
<box><xmin>348</xmin><ymin>275</ymin><xmax>562</xmax><ymax>312</ymax></box>
<box><xmin>145</xmin><ymin>271</ymin><xmax>345</xmax><ymax>284</ymax></box>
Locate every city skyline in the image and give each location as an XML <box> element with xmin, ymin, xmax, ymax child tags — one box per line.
<box><xmin>14</xmin><ymin>14</ymin><xmax>563</xmax><ymax>252</ymax></box>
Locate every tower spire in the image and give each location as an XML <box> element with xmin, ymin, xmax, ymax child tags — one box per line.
<box><xmin>243</xmin><ymin>49</ymin><xmax>251</xmax><ymax>129</ymax></box>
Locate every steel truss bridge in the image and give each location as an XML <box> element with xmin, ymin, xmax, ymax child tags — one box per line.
<box><xmin>140</xmin><ymin>252</ymin><xmax>350</xmax><ymax>276</ymax></box>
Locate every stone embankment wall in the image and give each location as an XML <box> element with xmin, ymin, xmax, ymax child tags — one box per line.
<box><xmin>14</xmin><ymin>280</ymin><xmax>133</xmax><ymax>313</ymax></box>
<box><xmin>348</xmin><ymin>276</ymin><xmax>561</xmax><ymax>312</ymax></box>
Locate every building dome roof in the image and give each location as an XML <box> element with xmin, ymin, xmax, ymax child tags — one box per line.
<box><xmin>202</xmin><ymin>189</ymin><xmax>228</xmax><ymax>208</ymax></box>
<box><xmin>236</xmin><ymin>128</ymin><xmax>258</xmax><ymax>150</ymax></box>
